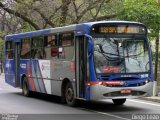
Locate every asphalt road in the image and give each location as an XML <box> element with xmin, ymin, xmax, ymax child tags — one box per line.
<box><xmin>0</xmin><ymin>74</ymin><xmax>160</xmax><ymax>120</ymax></box>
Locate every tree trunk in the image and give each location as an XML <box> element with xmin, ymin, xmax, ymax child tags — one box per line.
<box><xmin>154</xmin><ymin>33</ymin><xmax>159</xmax><ymax>82</ymax></box>
<box><xmin>153</xmin><ymin>29</ymin><xmax>159</xmax><ymax>96</ymax></box>
<box><xmin>60</xmin><ymin>0</ymin><xmax>71</xmax><ymax>26</ymax></box>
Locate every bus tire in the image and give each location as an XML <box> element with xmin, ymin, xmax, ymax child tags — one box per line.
<box><xmin>112</xmin><ymin>98</ymin><xmax>126</xmax><ymax>105</ymax></box>
<box><xmin>22</xmin><ymin>77</ymin><xmax>30</xmax><ymax>97</ymax></box>
<box><xmin>65</xmin><ymin>82</ymin><xmax>76</xmax><ymax>106</ymax></box>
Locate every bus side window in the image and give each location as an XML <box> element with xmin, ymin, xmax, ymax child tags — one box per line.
<box><xmin>6</xmin><ymin>41</ymin><xmax>14</xmax><ymax>59</ymax></box>
<box><xmin>31</xmin><ymin>36</ymin><xmax>45</xmax><ymax>59</ymax></box>
<box><xmin>44</xmin><ymin>34</ymin><xmax>58</xmax><ymax>59</ymax></box>
<box><xmin>47</xmin><ymin>35</ymin><xmax>58</xmax><ymax>47</ymax></box>
<box><xmin>21</xmin><ymin>38</ymin><xmax>31</xmax><ymax>59</ymax></box>
<box><xmin>59</xmin><ymin>33</ymin><xmax>74</xmax><ymax>60</ymax></box>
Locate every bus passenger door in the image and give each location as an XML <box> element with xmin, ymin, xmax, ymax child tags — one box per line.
<box><xmin>14</xmin><ymin>42</ymin><xmax>20</xmax><ymax>87</ymax></box>
<box><xmin>75</xmin><ymin>36</ymin><xmax>87</xmax><ymax>98</ymax></box>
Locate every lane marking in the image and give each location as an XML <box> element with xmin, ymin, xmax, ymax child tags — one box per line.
<box><xmin>80</xmin><ymin>108</ymin><xmax>131</xmax><ymax>120</ymax></box>
<box><xmin>78</xmin><ymin>99</ymin><xmax>160</xmax><ymax>120</ymax></box>
<box><xmin>128</xmin><ymin>99</ymin><xmax>160</xmax><ymax>107</ymax></box>
<box><xmin>94</xmin><ymin>111</ymin><xmax>131</xmax><ymax>120</ymax></box>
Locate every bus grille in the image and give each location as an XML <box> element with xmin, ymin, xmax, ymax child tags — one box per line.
<box><xmin>103</xmin><ymin>91</ymin><xmax>146</xmax><ymax>97</ymax></box>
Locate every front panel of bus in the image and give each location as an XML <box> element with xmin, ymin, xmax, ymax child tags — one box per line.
<box><xmin>87</xmin><ymin>23</ymin><xmax>153</xmax><ymax>100</ymax></box>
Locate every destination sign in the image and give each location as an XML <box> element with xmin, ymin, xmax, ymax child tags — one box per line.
<box><xmin>91</xmin><ymin>24</ymin><xmax>146</xmax><ymax>34</ymax></box>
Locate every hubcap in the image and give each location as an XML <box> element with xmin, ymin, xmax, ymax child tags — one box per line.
<box><xmin>23</xmin><ymin>82</ymin><xmax>27</xmax><ymax>95</ymax></box>
<box><xmin>66</xmin><ymin>88</ymin><xmax>73</xmax><ymax>102</ymax></box>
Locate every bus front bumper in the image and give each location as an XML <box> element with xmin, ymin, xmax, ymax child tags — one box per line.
<box><xmin>89</xmin><ymin>82</ymin><xmax>153</xmax><ymax>100</ymax></box>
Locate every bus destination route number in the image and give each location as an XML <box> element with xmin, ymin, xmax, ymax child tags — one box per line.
<box><xmin>100</xmin><ymin>26</ymin><xmax>138</xmax><ymax>33</ymax></box>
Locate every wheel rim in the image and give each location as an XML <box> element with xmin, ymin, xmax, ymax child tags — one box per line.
<box><xmin>65</xmin><ymin>87</ymin><xmax>74</xmax><ymax>103</ymax></box>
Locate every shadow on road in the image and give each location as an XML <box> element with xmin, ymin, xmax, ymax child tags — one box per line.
<box><xmin>13</xmin><ymin>92</ymin><xmax>63</xmax><ymax>104</ymax></box>
<box><xmin>77</xmin><ymin>100</ymin><xmax>145</xmax><ymax>113</ymax></box>
<box><xmin>13</xmin><ymin>91</ymin><xmax>145</xmax><ymax>113</ymax></box>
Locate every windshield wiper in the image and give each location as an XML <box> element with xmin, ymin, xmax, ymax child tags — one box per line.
<box><xmin>123</xmin><ymin>52</ymin><xmax>143</xmax><ymax>58</ymax></box>
<box><xmin>95</xmin><ymin>50</ymin><xmax>123</xmax><ymax>61</ymax></box>
<box><xmin>96</xmin><ymin>44</ymin><xmax>121</xmax><ymax>57</ymax></box>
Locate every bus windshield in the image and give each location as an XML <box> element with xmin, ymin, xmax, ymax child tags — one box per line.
<box><xmin>93</xmin><ymin>36</ymin><xmax>149</xmax><ymax>74</ymax></box>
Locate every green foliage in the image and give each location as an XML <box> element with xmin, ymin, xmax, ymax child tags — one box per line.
<box><xmin>118</xmin><ymin>0</ymin><xmax>160</xmax><ymax>37</ymax></box>
<box><xmin>0</xmin><ymin>40</ymin><xmax>4</xmax><ymax>54</ymax></box>
<box><xmin>117</xmin><ymin>0</ymin><xmax>160</xmax><ymax>68</ymax></box>
<box><xmin>100</xmin><ymin>0</ymin><xmax>123</xmax><ymax>16</ymax></box>
<box><xmin>0</xmin><ymin>31</ymin><xmax>6</xmax><ymax>49</ymax></box>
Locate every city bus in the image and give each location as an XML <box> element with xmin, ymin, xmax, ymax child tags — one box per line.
<box><xmin>4</xmin><ymin>21</ymin><xmax>153</xmax><ymax>106</ymax></box>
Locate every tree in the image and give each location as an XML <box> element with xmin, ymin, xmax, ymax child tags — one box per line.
<box><xmin>117</xmin><ymin>0</ymin><xmax>160</xmax><ymax>95</ymax></box>
<box><xmin>118</xmin><ymin>0</ymin><xmax>160</xmax><ymax>32</ymax></box>
<box><xmin>0</xmin><ymin>0</ymin><xmax>116</xmax><ymax>33</ymax></box>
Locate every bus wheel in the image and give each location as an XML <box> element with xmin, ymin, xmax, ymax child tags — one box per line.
<box><xmin>22</xmin><ymin>77</ymin><xmax>30</xmax><ymax>97</ymax></box>
<box><xmin>112</xmin><ymin>98</ymin><xmax>126</xmax><ymax>105</ymax></box>
<box><xmin>65</xmin><ymin>83</ymin><xmax>76</xmax><ymax>106</ymax></box>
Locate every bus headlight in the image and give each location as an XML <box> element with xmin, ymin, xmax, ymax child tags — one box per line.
<box><xmin>98</xmin><ymin>82</ymin><xmax>103</xmax><ymax>85</ymax></box>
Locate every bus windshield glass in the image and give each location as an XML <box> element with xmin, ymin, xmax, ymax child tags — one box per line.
<box><xmin>93</xmin><ymin>36</ymin><xmax>149</xmax><ymax>74</ymax></box>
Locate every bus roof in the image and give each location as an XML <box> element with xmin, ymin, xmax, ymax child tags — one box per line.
<box><xmin>5</xmin><ymin>21</ymin><xmax>145</xmax><ymax>40</ymax></box>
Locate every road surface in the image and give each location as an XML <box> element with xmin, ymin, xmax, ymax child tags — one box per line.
<box><xmin>0</xmin><ymin>74</ymin><xmax>160</xmax><ymax>120</ymax></box>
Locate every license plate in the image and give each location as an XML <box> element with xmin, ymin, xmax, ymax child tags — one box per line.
<box><xmin>120</xmin><ymin>89</ymin><xmax>131</xmax><ymax>94</ymax></box>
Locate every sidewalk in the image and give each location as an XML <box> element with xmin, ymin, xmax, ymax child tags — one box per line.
<box><xmin>140</xmin><ymin>96</ymin><xmax>160</xmax><ymax>103</ymax></box>
<box><xmin>0</xmin><ymin>73</ymin><xmax>4</xmax><ymax>79</ymax></box>
<box><xmin>139</xmin><ymin>86</ymin><xmax>160</xmax><ymax>103</ymax></box>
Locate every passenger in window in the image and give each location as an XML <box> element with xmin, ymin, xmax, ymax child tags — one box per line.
<box><xmin>47</xmin><ymin>36</ymin><xmax>52</xmax><ymax>47</ymax></box>
<box><xmin>47</xmin><ymin>36</ymin><xmax>56</xmax><ymax>47</ymax></box>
